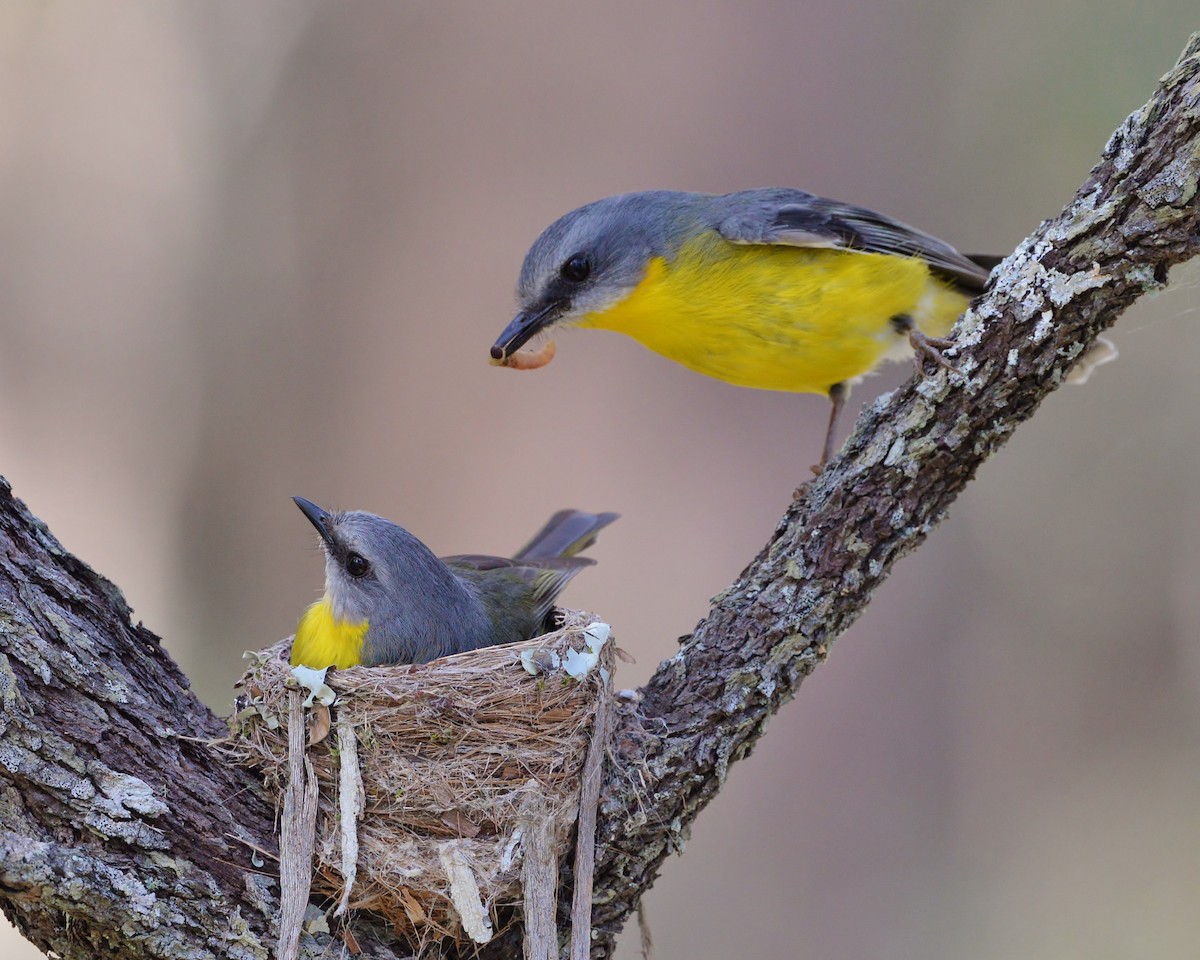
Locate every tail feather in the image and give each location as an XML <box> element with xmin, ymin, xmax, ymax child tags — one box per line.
<box><xmin>955</xmin><ymin>253</ymin><xmax>1003</xmax><ymax>293</ymax></box>
<box><xmin>513</xmin><ymin>509</ymin><xmax>619</xmax><ymax>561</ymax></box>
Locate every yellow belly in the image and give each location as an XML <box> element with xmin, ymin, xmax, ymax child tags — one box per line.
<box><xmin>581</xmin><ymin>235</ymin><xmax>969</xmax><ymax>394</ymax></box>
<box><xmin>290</xmin><ymin>597</ymin><xmax>368</xmax><ymax>670</ymax></box>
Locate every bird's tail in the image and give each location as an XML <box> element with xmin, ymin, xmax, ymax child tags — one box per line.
<box><xmin>513</xmin><ymin>509</ymin><xmax>619</xmax><ymax>561</ymax></box>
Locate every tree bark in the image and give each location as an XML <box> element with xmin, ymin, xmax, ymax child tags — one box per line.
<box><xmin>2</xmin><ymin>32</ymin><xmax>1198</xmax><ymax>960</ymax></box>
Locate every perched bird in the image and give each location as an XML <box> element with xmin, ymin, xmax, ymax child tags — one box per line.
<box><xmin>289</xmin><ymin>497</ymin><xmax>617</xmax><ymax>669</ymax></box>
<box><xmin>491</xmin><ymin>189</ymin><xmax>1115</xmax><ymax>468</ymax></box>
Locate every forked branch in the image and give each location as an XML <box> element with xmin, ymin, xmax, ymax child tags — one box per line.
<box><xmin>0</xmin><ymin>32</ymin><xmax>1197</xmax><ymax>960</ymax></box>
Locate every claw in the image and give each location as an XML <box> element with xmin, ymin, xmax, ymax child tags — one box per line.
<box><xmin>908</xmin><ymin>328</ymin><xmax>961</xmax><ymax>376</ymax></box>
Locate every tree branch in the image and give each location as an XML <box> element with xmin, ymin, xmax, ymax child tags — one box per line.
<box><xmin>580</xmin><ymin>31</ymin><xmax>1200</xmax><ymax>956</ymax></box>
<box><xmin>1</xmin><ymin>31</ymin><xmax>1197</xmax><ymax>960</ymax></box>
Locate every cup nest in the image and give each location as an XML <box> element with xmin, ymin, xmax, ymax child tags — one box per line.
<box><xmin>228</xmin><ymin>609</ymin><xmax>614</xmax><ymax>949</ymax></box>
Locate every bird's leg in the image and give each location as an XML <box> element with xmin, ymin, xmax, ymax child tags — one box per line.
<box><xmin>891</xmin><ymin>313</ymin><xmax>960</xmax><ymax>376</ymax></box>
<box><xmin>812</xmin><ymin>382</ymin><xmax>847</xmax><ymax>474</ymax></box>
<box><xmin>796</xmin><ymin>383</ymin><xmax>847</xmax><ymax>496</ymax></box>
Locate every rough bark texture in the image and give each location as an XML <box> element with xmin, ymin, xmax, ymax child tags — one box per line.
<box><xmin>0</xmin><ymin>474</ymin><xmax>282</xmax><ymax>958</ymax></box>
<box><xmin>583</xmin><ymin>36</ymin><xmax>1200</xmax><ymax>956</ymax></box>
<box><xmin>1</xmin><ymin>33</ymin><xmax>1198</xmax><ymax>960</ymax></box>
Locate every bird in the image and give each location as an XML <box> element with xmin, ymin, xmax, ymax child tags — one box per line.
<box><xmin>288</xmin><ymin>497</ymin><xmax>617</xmax><ymax>669</ymax></box>
<box><xmin>490</xmin><ymin>189</ymin><xmax>1115</xmax><ymax>469</ymax></box>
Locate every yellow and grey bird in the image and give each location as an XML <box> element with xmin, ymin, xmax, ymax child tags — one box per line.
<box><xmin>289</xmin><ymin>497</ymin><xmax>617</xmax><ymax>670</ymax></box>
<box><xmin>490</xmin><ymin>189</ymin><xmax>1115</xmax><ymax>467</ymax></box>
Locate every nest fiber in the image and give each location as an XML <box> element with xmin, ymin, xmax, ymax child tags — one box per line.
<box><xmin>230</xmin><ymin>610</ymin><xmax>614</xmax><ymax>947</ymax></box>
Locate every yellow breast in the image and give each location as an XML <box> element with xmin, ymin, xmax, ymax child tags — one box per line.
<box><xmin>290</xmin><ymin>596</ymin><xmax>369</xmax><ymax>670</ymax></box>
<box><xmin>581</xmin><ymin>233</ymin><xmax>969</xmax><ymax>394</ymax></box>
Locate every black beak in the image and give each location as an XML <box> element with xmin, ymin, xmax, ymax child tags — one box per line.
<box><xmin>293</xmin><ymin>497</ymin><xmax>335</xmax><ymax>548</ymax></box>
<box><xmin>489</xmin><ymin>300</ymin><xmax>566</xmax><ymax>362</ymax></box>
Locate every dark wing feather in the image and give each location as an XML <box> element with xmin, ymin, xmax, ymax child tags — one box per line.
<box><xmin>717</xmin><ymin>193</ymin><xmax>993</xmax><ymax>295</ymax></box>
<box><xmin>442</xmin><ymin>553</ymin><xmax>520</xmax><ymax>573</ymax></box>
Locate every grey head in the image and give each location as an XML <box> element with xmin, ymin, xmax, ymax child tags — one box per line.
<box><xmin>293</xmin><ymin>497</ymin><xmax>489</xmax><ymax>664</ymax></box>
<box><xmin>490</xmin><ymin>190</ymin><xmax>708</xmax><ymax>360</ymax></box>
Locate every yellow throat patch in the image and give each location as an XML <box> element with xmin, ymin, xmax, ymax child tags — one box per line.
<box><xmin>290</xmin><ymin>596</ymin><xmax>368</xmax><ymax>670</ymax></box>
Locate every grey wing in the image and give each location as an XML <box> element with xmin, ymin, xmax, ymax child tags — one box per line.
<box><xmin>444</xmin><ymin>554</ymin><xmax>594</xmax><ymax>624</ymax></box>
<box><xmin>714</xmin><ymin>190</ymin><xmax>993</xmax><ymax>294</ymax></box>
<box><xmin>442</xmin><ymin>553</ymin><xmax>523</xmax><ymax>572</ymax></box>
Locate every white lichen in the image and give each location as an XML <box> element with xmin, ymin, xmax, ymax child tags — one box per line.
<box><xmin>288</xmin><ymin>666</ymin><xmax>335</xmax><ymax>707</ymax></box>
<box><xmin>562</xmin><ymin>622</ymin><xmax>611</xmax><ymax>680</ymax></box>
<box><xmin>1031</xmin><ymin>309</ymin><xmax>1055</xmax><ymax>343</ymax></box>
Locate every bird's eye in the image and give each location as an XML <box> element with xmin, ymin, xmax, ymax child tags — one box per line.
<box><xmin>560</xmin><ymin>253</ymin><xmax>591</xmax><ymax>283</ymax></box>
<box><xmin>345</xmin><ymin>552</ymin><xmax>370</xmax><ymax>578</ymax></box>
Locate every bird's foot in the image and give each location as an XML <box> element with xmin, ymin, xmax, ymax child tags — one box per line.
<box><xmin>909</xmin><ymin>328</ymin><xmax>961</xmax><ymax>377</ymax></box>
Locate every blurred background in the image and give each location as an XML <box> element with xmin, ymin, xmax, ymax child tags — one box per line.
<box><xmin>2</xmin><ymin>3</ymin><xmax>1199</xmax><ymax>957</ymax></box>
